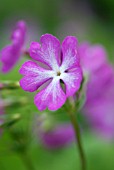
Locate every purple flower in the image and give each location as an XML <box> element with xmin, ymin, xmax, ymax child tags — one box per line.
<box><xmin>79</xmin><ymin>42</ymin><xmax>107</xmax><ymax>72</ymax></box>
<box><xmin>0</xmin><ymin>20</ymin><xmax>27</xmax><ymax>73</ymax></box>
<box><xmin>38</xmin><ymin>123</ymin><xmax>75</xmax><ymax>149</ymax></box>
<box><xmin>84</xmin><ymin>98</ymin><xmax>114</xmax><ymax>140</ymax></box>
<box><xmin>79</xmin><ymin>41</ymin><xmax>114</xmax><ymax>140</ymax></box>
<box><xmin>19</xmin><ymin>34</ymin><xmax>82</xmax><ymax>111</ymax></box>
<box><xmin>86</xmin><ymin>64</ymin><xmax>114</xmax><ymax>102</ymax></box>
<box><xmin>80</xmin><ymin>42</ymin><xmax>114</xmax><ymax>140</ymax></box>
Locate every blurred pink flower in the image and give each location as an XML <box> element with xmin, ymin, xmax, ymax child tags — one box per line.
<box><xmin>86</xmin><ymin>64</ymin><xmax>114</xmax><ymax>102</ymax></box>
<box><xmin>80</xmin><ymin>42</ymin><xmax>114</xmax><ymax>140</ymax></box>
<box><xmin>79</xmin><ymin>42</ymin><xmax>107</xmax><ymax>73</ymax></box>
<box><xmin>19</xmin><ymin>34</ymin><xmax>82</xmax><ymax>111</ymax></box>
<box><xmin>85</xmin><ymin>67</ymin><xmax>114</xmax><ymax>140</ymax></box>
<box><xmin>84</xmin><ymin>98</ymin><xmax>114</xmax><ymax>140</ymax></box>
<box><xmin>0</xmin><ymin>20</ymin><xmax>27</xmax><ymax>73</ymax></box>
<box><xmin>38</xmin><ymin>123</ymin><xmax>75</xmax><ymax>149</ymax></box>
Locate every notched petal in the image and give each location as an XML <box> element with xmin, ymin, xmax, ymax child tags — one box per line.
<box><xmin>19</xmin><ymin>61</ymin><xmax>54</xmax><ymax>92</ymax></box>
<box><xmin>61</xmin><ymin>36</ymin><xmax>79</xmax><ymax>71</ymax></box>
<box><xmin>30</xmin><ymin>34</ymin><xmax>61</xmax><ymax>70</ymax></box>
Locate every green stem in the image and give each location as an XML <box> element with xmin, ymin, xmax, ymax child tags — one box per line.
<box><xmin>20</xmin><ymin>152</ymin><xmax>35</xmax><ymax>170</ymax></box>
<box><xmin>0</xmin><ymin>81</ymin><xmax>20</xmax><ymax>90</ymax></box>
<box><xmin>68</xmin><ymin>110</ymin><xmax>86</xmax><ymax>170</ymax></box>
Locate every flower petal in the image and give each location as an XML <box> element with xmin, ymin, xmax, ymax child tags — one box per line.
<box><xmin>60</xmin><ymin>67</ymin><xmax>82</xmax><ymax>97</ymax></box>
<box><xmin>0</xmin><ymin>21</ymin><xmax>27</xmax><ymax>73</ymax></box>
<box><xmin>39</xmin><ymin>124</ymin><xmax>75</xmax><ymax>149</ymax></box>
<box><xmin>86</xmin><ymin>64</ymin><xmax>114</xmax><ymax>102</ymax></box>
<box><xmin>61</xmin><ymin>36</ymin><xmax>79</xmax><ymax>72</ymax></box>
<box><xmin>29</xmin><ymin>34</ymin><xmax>61</xmax><ymax>70</ymax></box>
<box><xmin>19</xmin><ymin>61</ymin><xmax>54</xmax><ymax>92</ymax></box>
<box><xmin>79</xmin><ymin>42</ymin><xmax>107</xmax><ymax>72</ymax></box>
<box><xmin>11</xmin><ymin>20</ymin><xmax>27</xmax><ymax>46</ymax></box>
<box><xmin>0</xmin><ymin>45</ymin><xmax>20</xmax><ymax>73</ymax></box>
<box><xmin>34</xmin><ymin>78</ymin><xmax>66</xmax><ymax>111</ymax></box>
<box><xmin>84</xmin><ymin>98</ymin><xmax>114</xmax><ymax>140</ymax></box>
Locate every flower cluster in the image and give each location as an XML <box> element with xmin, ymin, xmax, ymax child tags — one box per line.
<box><xmin>79</xmin><ymin>42</ymin><xmax>114</xmax><ymax>140</ymax></box>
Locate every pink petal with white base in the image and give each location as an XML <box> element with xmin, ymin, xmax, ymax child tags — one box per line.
<box><xmin>60</xmin><ymin>67</ymin><xmax>82</xmax><ymax>97</ymax></box>
<box><xmin>30</xmin><ymin>34</ymin><xmax>61</xmax><ymax>70</ymax></box>
<box><xmin>34</xmin><ymin>78</ymin><xmax>66</xmax><ymax>111</ymax></box>
<box><xmin>61</xmin><ymin>36</ymin><xmax>79</xmax><ymax>72</ymax></box>
<box><xmin>19</xmin><ymin>61</ymin><xmax>54</xmax><ymax>92</ymax></box>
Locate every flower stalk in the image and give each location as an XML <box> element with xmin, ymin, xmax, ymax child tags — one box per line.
<box><xmin>67</xmin><ymin>100</ymin><xmax>86</xmax><ymax>170</ymax></box>
<box><xmin>20</xmin><ymin>151</ymin><xmax>35</xmax><ymax>170</ymax></box>
<box><xmin>0</xmin><ymin>81</ymin><xmax>20</xmax><ymax>90</ymax></box>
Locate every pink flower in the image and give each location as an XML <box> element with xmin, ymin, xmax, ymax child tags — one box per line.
<box><xmin>84</xmin><ymin>98</ymin><xmax>114</xmax><ymax>140</ymax></box>
<box><xmin>0</xmin><ymin>20</ymin><xmax>27</xmax><ymax>73</ymax></box>
<box><xmin>82</xmin><ymin>60</ymin><xmax>114</xmax><ymax>139</ymax></box>
<box><xmin>86</xmin><ymin>64</ymin><xmax>114</xmax><ymax>102</ymax></box>
<box><xmin>38</xmin><ymin>123</ymin><xmax>75</xmax><ymax>149</ymax></box>
<box><xmin>79</xmin><ymin>42</ymin><xmax>107</xmax><ymax>72</ymax></box>
<box><xmin>79</xmin><ymin>42</ymin><xmax>114</xmax><ymax>140</ymax></box>
<box><xmin>19</xmin><ymin>34</ymin><xmax>82</xmax><ymax>111</ymax></box>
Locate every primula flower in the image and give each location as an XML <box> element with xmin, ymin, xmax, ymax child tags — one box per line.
<box><xmin>34</xmin><ymin>113</ymin><xmax>75</xmax><ymax>149</ymax></box>
<box><xmin>79</xmin><ymin>42</ymin><xmax>107</xmax><ymax>73</ymax></box>
<box><xmin>80</xmin><ymin>43</ymin><xmax>114</xmax><ymax>140</ymax></box>
<box><xmin>0</xmin><ymin>20</ymin><xmax>27</xmax><ymax>73</ymax></box>
<box><xmin>86</xmin><ymin>64</ymin><xmax>114</xmax><ymax>102</ymax></box>
<box><xmin>84</xmin><ymin>98</ymin><xmax>114</xmax><ymax>140</ymax></box>
<box><xmin>38</xmin><ymin>123</ymin><xmax>75</xmax><ymax>149</ymax></box>
<box><xmin>19</xmin><ymin>34</ymin><xmax>82</xmax><ymax>111</ymax></box>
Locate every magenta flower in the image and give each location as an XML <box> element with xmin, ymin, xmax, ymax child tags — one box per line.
<box><xmin>84</xmin><ymin>98</ymin><xmax>114</xmax><ymax>140</ymax></box>
<box><xmin>0</xmin><ymin>20</ymin><xmax>27</xmax><ymax>73</ymax></box>
<box><xmin>86</xmin><ymin>64</ymin><xmax>114</xmax><ymax>102</ymax></box>
<box><xmin>79</xmin><ymin>41</ymin><xmax>114</xmax><ymax>140</ymax></box>
<box><xmin>38</xmin><ymin>123</ymin><xmax>75</xmax><ymax>149</ymax></box>
<box><xmin>79</xmin><ymin>42</ymin><xmax>107</xmax><ymax>72</ymax></box>
<box><xmin>19</xmin><ymin>34</ymin><xmax>82</xmax><ymax>111</ymax></box>
<box><xmin>82</xmin><ymin>62</ymin><xmax>114</xmax><ymax>140</ymax></box>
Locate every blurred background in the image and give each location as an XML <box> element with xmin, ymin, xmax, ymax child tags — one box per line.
<box><xmin>0</xmin><ymin>0</ymin><xmax>114</xmax><ymax>170</ymax></box>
